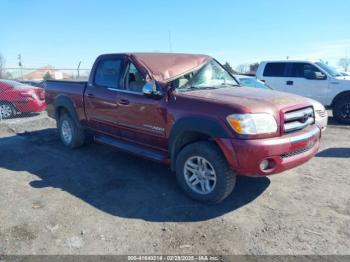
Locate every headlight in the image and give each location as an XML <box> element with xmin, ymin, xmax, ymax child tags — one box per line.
<box><xmin>227</xmin><ymin>113</ymin><xmax>278</xmax><ymax>135</ymax></box>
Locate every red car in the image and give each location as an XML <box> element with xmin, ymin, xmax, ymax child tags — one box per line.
<box><xmin>0</xmin><ymin>79</ymin><xmax>46</xmax><ymax>119</ymax></box>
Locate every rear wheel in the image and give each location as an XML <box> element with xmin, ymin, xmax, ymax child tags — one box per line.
<box><xmin>0</xmin><ymin>102</ymin><xmax>16</xmax><ymax>119</ymax></box>
<box><xmin>333</xmin><ymin>96</ymin><xmax>350</xmax><ymax>124</ymax></box>
<box><xmin>58</xmin><ymin>113</ymin><xmax>86</xmax><ymax>148</ymax></box>
<box><xmin>175</xmin><ymin>141</ymin><xmax>236</xmax><ymax>204</ymax></box>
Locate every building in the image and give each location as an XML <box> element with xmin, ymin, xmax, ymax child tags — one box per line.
<box><xmin>10</xmin><ymin>65</ymin><xmax>72</xmax><ymax>80</ymax></box>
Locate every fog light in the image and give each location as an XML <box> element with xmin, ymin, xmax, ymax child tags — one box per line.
<box><xmin>260</xmin><ymin>159</ymin><xmax>270</xmax><ymax>171</ymax></box>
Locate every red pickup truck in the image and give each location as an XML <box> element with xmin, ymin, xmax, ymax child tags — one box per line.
<box><xmin>46</xmin><ymin>53</ymin><xmax>321</xmax><ymax>204</ymax></box>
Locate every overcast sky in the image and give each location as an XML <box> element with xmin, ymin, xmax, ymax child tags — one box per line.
<box><xmin>1</xmin><ymin>0</ymin><xmax>349</xmax><ymax>69</ymax></box>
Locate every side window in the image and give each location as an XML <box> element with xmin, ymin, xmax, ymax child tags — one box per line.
<box><xmin>94</xmin><ymin>59</ymin><xmax>122</xmax><ymax>88</ymax></box>
<box><xmin>303</xmin><ymin>64</ymin><xmax>323</xmax><ymax>79</ymax></box>
<box><xmin>288</xmin><ymin>63</ymin><xmax>325</xmax><ymax>79</ymax></box>
<box><xmin>263</xmin><ymin>63</ymin><xmax>286</xmax><ymax>77</ymax></box>
<box><xmin>126</xmin><ymin>63</ymin><xmax>146</xmax><ymax>93</ymax></box>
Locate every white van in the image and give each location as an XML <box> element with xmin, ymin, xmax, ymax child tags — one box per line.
<box><xmin>256</xmin><ymin>60</ymin><xmax>350</xmax><ymax>123</ymax></box>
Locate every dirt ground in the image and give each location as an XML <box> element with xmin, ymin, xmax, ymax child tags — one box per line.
<box><xmin>0</xmin><ymin>113</ymin><xmax>349</xmax><ymax>255</ymax></box>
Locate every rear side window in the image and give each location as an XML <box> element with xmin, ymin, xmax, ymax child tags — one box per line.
<box><xmin>94</xmin><ymin>59</ymin><xmax>122</xmax><ymax>88</ymax></box>
<box><xmin>263</xmin><ymin>63</ymin><xmax>286</xmax><ymax>77</ymax></box>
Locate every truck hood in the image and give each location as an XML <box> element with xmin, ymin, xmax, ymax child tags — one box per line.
<box><xmin>179</xmin><ymin>87</ymin><xmax>311</xmax><ymax>113</ymax></box>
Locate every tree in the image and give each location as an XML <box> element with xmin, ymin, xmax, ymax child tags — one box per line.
<box><xmin>223</xmin><ymin>62</ymin><xmax>235</xmax><ymax>74</ymax></box>
<box><xmin>249</xmin><ymin>63</ymin><xmax>259</xmax><ymax>74</ymax></box>
<box><xmin>338</xmin><ymin>58</ymin><xmax>350</xmax><ymax>72</ymax></box>
<box><xmin>0</xmin><ymin>53</ymin><xmax>5</xmax><ymax>78</ymax></box>
<box><xmin>235</xmin><ymin>64</ymin><xmax>250</xmax><ymax>74</ymax></box>
<box><xmin>43</xmin><ymin>71</ymin><xmax>53</xmax><ymax>80</ymax></box>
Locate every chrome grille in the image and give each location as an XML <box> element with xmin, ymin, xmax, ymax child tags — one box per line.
<box><xmin>281</xmin><ymin>141</ymin><xmax>316</xmax><ymax>158</ymax></box>
<box><xmin>284</xmin><ymin>107</ymin><xmax>314</xmax><ymax>133</ymax></box>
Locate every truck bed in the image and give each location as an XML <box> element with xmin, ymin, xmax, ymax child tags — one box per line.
<box><xmin>45</xmin><ymin>80</ymin><xmax>87</xmax><ymax>120</ymax></box>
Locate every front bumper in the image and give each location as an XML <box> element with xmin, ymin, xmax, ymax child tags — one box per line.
<box><xmin>217</xmin><ymin>125</ymin><xmax>321</xmax><ymax>176</ymax></box>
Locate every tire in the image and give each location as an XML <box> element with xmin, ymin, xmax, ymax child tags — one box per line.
<box><xmin>333</xmin><ymin>96</ymin><xmax>350</xmax><ymax>124</ymax></box>
<box><xmin>0</xmin><ymin>102</ymin><xmax>16</xmax><ymax>119</ymax></box>
<box><xmin>175</xmin><ymin>141</ymin><xmax>236</xmax><ymax>204</ymax></box>
<box><xmin>58</xmin><ymin>113</ymin><xmax>86</xmax><ymax>149</ymax></box>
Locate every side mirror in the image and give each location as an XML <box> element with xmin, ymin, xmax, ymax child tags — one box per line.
<box><xmin>142</xmin><ymin>81</ymin><xmax>162</xmax><ymax>97</ymax></box>
<box><xmin>304</xmin><ymin>71</ymin><xmax>327</xmax><ymax>80</ymax></box>
<box><xmin>315</xmin><ymin>71</ymin><xmax>327</xmax><ymax>80</ymax></box>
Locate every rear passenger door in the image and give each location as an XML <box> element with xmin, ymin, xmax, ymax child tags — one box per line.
<box><xmin>84</xmin><ymin>55</ymin><xmax>126</xmax><ymax>136</ymax></box>
<box><xmin>260</xmin><ymin>62</ymin><xmax>288</xmax><ymax>92</ymax></box>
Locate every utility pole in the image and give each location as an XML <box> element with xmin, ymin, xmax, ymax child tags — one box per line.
<box><xmin>17</xmin><ymin>54</ymin><xmax>23</xmax><ymax>80</ymax></box>
<box><xmin>77</xmin><ymin>61</ymin><xmax>81</xmax><ymax>79</ymax></box>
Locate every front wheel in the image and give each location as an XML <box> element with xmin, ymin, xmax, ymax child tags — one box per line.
<box><xmin>175</xmin><ymin>141</ymin><xmax>236</xmax><ymax>204</ymax></box>
<box><xmin>333</xmin><ymin>96</ymin><xmax>350</xmax><ymax>124</ymax></box>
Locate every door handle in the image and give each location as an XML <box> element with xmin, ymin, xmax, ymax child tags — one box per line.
<box><xmin>261</xmin><ymin>79</ymin><xmax>266</xmax><ymax>83</ymax></box>
<box><xmin>118</xmin><ymin>99</ymin><xmax>130</xmax><ymax>105</ymax></box>
<box><xmin>286</xmin><ymin>81</ymin><xmax>293</xmax><ymax>85</ymax></box>
<box><xmin>87</xmin><ymin>93</ymin><xmax>95</xmax><ymax>98</ymax></box>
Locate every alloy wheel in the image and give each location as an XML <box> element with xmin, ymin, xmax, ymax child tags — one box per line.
<box><xmin>183</xmin><ymin>156</ymin><xmax>217</xmax><ymax>195</ymax></box>
<box><xmin>61</xmin><ymin>120</ymin><xmax>73</xmax><ymax>144</ymax></box>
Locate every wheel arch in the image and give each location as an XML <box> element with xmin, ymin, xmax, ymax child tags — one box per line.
<box><xmin>168</xmin><ymin>117</ymin><xmax>231</xmax><ymax>171</ymax></box>
<box><xmin>54</xmin><ymin>95</ymin><xmax>81</xmax><ymax>127</ymax></box>
<box><xmin>331</xmin><ymin>91</ymin><xmax>350</xmax><ymax>107</ymax></box>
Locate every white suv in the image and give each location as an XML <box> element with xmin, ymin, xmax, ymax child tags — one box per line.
<box><xmin>256</xmin><ymin>60</ymin><xmax>350</xmax><ymax>124</ymax></box>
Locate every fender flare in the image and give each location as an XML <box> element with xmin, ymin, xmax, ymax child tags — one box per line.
<box><xmin>168</xmin><ymin>116</ymin><xmax>231</xmax><ymax>170</ymax></box>
<box><xmin>53</xmin><ymin>95</ymin><xmax>81</xmax><ymax>127</ymax></box>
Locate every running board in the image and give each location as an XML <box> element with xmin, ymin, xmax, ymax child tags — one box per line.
<box><xmin>94</xmin><ymin>135</ymin><xmax>168</xmax><ymax>162</ymax></box>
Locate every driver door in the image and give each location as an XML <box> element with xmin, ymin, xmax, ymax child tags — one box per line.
<box><xmin>284</xmin><ymin>62</ymin><xmax>329</xmax><ymax>104</ymax></box>
<box><xmin>115</xmin><ymin>62</ymin><xmax>168</xmax><ymax>151</ymax></box>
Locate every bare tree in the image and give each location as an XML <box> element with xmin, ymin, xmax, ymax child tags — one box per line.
<box><xmin>249</xmin><ymin>63</ymin><xmax>259</xmax><ymax>74</ymax></box>
<box><xmin>338</xmin><ymin>57</ymin><xmax>350</xmax><ymax>72</ymax></box>
<box><xmin>235</xmin><ymin>64</ymin><xmax>250</xmax><ymax>74</ymax></box>
<box><xmin>0</xmin><ymin>53</ymin><xmax>5</xmax><ymax>78</ymax></box>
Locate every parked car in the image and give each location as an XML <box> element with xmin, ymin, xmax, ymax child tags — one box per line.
<box><xmin>256</xmin><ymin>60</ymin><xmax>350</xmax><ymax>124</ymax></box>
<box><xmin>46</xmin><ymin>53</ymin><xmax>321</xmax><ymax>204</ymax></box>
<box><xmin>234</xmin><ymin>75</ymin><xmax>328</xmax><ymax>131</ymax></box>
<box><xmin>0</xmin><ymin>79</ymin><xmax>46</xmax><ymax>119</ymax></box>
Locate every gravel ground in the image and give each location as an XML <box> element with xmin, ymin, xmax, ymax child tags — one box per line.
<box><xmin>0</xmin><ymin>114</ymin><xmax>349</xmax><ymax>255</ymax></box>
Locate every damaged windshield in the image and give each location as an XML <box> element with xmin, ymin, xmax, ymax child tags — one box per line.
<box><xmin>170</xmin><ymin>60</ymin><xmax>239</xmax><ymax>91</ymax></box>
